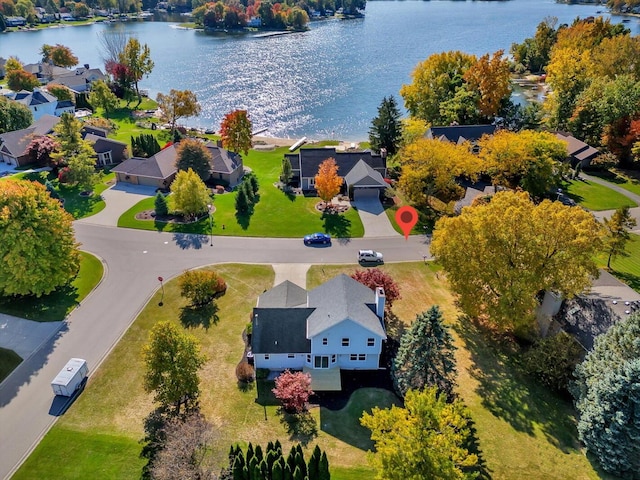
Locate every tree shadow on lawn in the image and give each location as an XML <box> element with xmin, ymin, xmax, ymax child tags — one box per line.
<box><xmin>454</xmin><ymin>318</ymin><xmax>583</xmax><ymax>454</ymax></box>
<box><xmin>0</xmin><ymin>283</ymin><xmax>79</xmax><ymax>322</ymax></box>
<box><xmin>235</xmin><ymin>207</ymin><xmax>254</xmax><ymax>230</ymax></box>
<box><xmin>608</xmin><ymin>270</ymin><xmax>640</xmax><ymax>292</ymax></box>
<box><xmin>278</xmin><ymin>409</ymin><xmax>318</xmax><ymax>446</ymax></box>
<box><xmin>322</xmin><ymin>212</ymin><xmax>351</xmax><ymax>241</ymax></box>
<box><xmin>58</xmin><ymin>186</ymin><xmax>103</xmax><ymax>219</ymax></box>
<box><xmin>179</xmin><ymin>302</ymin><xmax>219</xmax><ymax>330</ymax></box>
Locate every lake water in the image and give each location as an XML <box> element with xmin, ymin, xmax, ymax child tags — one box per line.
<box><xmin>0</xmin><ymin>0</ymin><xmax>634</xmax><ymax>141</ymax></box>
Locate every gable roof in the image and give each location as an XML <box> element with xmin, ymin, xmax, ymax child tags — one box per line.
<box><xmin>252</xmin><ymin>308</ymin><xmax>314</xmax><ymax>354</ymax></box>
<box><xmin>257</xmin><ymin>280</ymin><xmax>308</xmax><ymax>308</ymax></box>
<box><xmin>286</xmin><ymin>148</ymin><xmax>386</xmax><ymax>179</ymax></box>
<box><xmin>344</xmin><ymin>159</ymin><xmax>387</xmax><ymax>188</ymax></box>
<box><xmin>9</xmin><ymin>89</ymin><xmax>57</xmax><ymax>108</ymax></box>
<box><xmin>83</xmin><ymin>133</ymin><xmax>127</xmax><ymax>154</ymax></box>
<box><xmin>307</xmin><ymin>274</ymin><xmax>386</xmax><ymax>338</ymax></box>
<box><xmin>112</xmin><ymin>145</ymin><xmax>177</xmax><ymax>179</ymax></box>
<box><xmin>204</xmin><ymin>141</ymin><xmax>243</xmax><ymax>174</ymax></box>
<box><xmin>0</xmin><ymin>115</ymin><xmax>60</xmax><ymax>158</ymax></box>
<box><xmin>427</xmin><ymin>125</ymin><xmax>496</xmax><ymax>143</ymax></box>
<box><xmin>555</xmin><ymin>133</ymin><xmax>600</xmax><ymax>161</ymax></box>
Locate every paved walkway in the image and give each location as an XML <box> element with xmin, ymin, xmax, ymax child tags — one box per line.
<box><xmin>272</xmin><ymin>264</ymin><xmax>310</xmax><ymax>288</ymax></box>
<box><xmin>0</xmin><ymin>314</ymin><xmax>62</xmax><ymax>360</ymax></box>
<box><xmin>76</xmin><ymin>183</ymin><xmax>157</xmax><ymax>227</ymax></box>
<box><xmin>582</xmin><ymin>173</ymin><xmax>640</xmax><ymax>234</ymax></box>
<box><xmin>352</xmin><ymin>198</ymin><xmax>399</xmax><ymax>238</ymax></box>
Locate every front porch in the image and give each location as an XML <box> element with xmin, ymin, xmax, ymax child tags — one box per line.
<box><xmin>303</xmin><ymin>366</ymin><xmax>342</xmax><ymax>391</ymax></box>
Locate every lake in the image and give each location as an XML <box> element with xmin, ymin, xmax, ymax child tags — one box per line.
<box><xmin>0</xmin><ymin>0</ymin><xmax>634</xmax><ymax>141</ymax></box>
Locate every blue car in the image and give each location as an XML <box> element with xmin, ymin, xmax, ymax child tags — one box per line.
<box><xmin>304</xmin><ymin>233</ymin><xmax>331</xmax><ymax>246</ymax></box>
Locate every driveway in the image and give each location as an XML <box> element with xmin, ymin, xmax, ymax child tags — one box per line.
<box><xmin>75</xmin><ymin>183</ymin><xmax>158</xmax><ymax>227</ymax></box>
<box><xmin>582</xmin><ymin>173</ymin><xmax>640</xmax><ymax>234</ymax></box>
<box><xmin>352</xmin><ymin>198</ymin><xmax>399</xmax><ymax>238</ymax></box>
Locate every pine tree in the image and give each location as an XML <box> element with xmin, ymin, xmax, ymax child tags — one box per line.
<box><xmin>248</xmin><ymin>456</ymin><xmax>259</xmax><ymax>480</ymax></box>
<box><xmin>307</xmin><ymin>445</ymin><xmax>321</xmax><ymax>480</ymax></box>
<box><xmin>266</xmin><ymin>449</ymin><xmax>278</xmax><ymax>475</ymax></box>
<box><xmin>287</xmin><ymin>447</ymin><xmax>297</xmax><ymax>475</ymax></box>
<box><xmin>293</xmin><ymin>466</ymin><xmax>303</xmax><ymax>480</ymax></box>
<box><xmin>284</xmin><ymin>463</ymin><xmax>293</xmax><ymax>480</ymax></box>
<box><xmin>318</xmin><ymin>452</ymin><xmax>330</xmax><ymax>480</ymax></box>
<box><xmin>154</xmin><ymin>192</ymin><xmax>169</xmax><ymax>217</ymax></box>
<box><xmin>259</xmin><ymin>459</ymin><xmax>269</xmax><ymax>479</ymax></box>
<box><xmin>392</xmin><ymin>305</ymin><xmax>457</xmax><ymax>400</ymax></box>
<box><xmin>247</xmin><ymin>443</ymin><xmax>255</xmax><ymax>466</ymax></box>
<box><xmin>272</xmin><ymin>460</ymin><xmax>284</xmax><ymax>480</ymax></box>
<box><xmin>242</xmin><ymin>180</ymin><xmax>255</xmax><ymax>204</ymax></box>
<box><xmin>248</xmin><ymin>173</ymin><xmax>259</xmax><ymax>195</ymax></box>
<box><xmin>236</xmin><ymin>186</ymin><xmax>250</xmax><ymax>213</ymax></box>
<box><xmin>280</xmin><ymin>157</ymin><xmax>293</xmax><ymax>184</ymax></box>
<box><xmin>369</xmin><ymin>95</ymin><xmax>402</xmax><ymax>156</ymax></box>
<box><xmin>295</xmin><ymin>451</ymin><xmax>307</xmax><ymax>478</ymax></box>
<box><xmin>255</xmin><ymin>444</ymin><xmax>264</xmax><ymax>462</ymax></box>
<box><xmin>233</xmin><ymin>456</ymin><xmax>246</xmax><ymax>480</ymax></box>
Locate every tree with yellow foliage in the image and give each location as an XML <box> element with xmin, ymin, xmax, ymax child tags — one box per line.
<box><xmin>463</xmin><ymin>50</ymin><xmax>511</xmax><ymax>119</ymax></box>
<box><xmin>314</xmin><ymin>157</ymin><xmax>343</xmax><ymax>206</ymax></box>
<box><xmin>397</xmin><ymin>138</ymin><xmax>482</xmax><ymax>206</ymax></box>
<box><xmin>431</xmin><ymin>191</ymin><xmax>602</xmax><ymax>336</ymax></box>
<box><xmin>477</xmin><ymin>130</ymin><xmax>567</xmax><ymax>198</ymax></box>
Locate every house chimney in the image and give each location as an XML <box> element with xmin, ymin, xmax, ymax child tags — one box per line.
<box><xmin>84</xmin><ymin>64</ymin><xmax>90</xmax><ymax>70</ymax></box>
<box><xmin>375</xmin><ymin>287</ymin><xmax>385</xmax><ymax>320</ymax></box>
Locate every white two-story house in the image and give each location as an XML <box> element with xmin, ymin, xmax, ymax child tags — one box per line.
<box><xmin>251</xmin><ymin>274</ymin><xmax>387</xmax><ymax>390</ymax></box>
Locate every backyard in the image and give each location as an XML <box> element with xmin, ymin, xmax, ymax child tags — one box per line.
<box><xmin>13</xmin><ymin>262</ymin><xmax>612</xmax><ymax>480</ymax></box>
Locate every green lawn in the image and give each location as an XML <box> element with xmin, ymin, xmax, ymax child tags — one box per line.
<box><xmin>564</xmin><ymin>178</ymin><xmax>637</xmax><ymax>211</ymax></box>
<box><xmin>0</xmin><ymin>347</ymin><xmax>23</xmax><ymax>383</ymax></box>
<box><xmin>0</xmin><ymin>251</ymin><xmax>104</xmax><ymax>322</ymax></box>
<box><xmin>598</xmin><ymin>233</ymin><xmax>640</xmax><ymax>292</ymax></box>
<box><xmin>588</xmin><ymin>169</ymin><xmax>640</xmax><ymax>197</ymax></box>
<box><xmin>118</xmin><ymin>147</ymin><xmax>364</xmax><ymax>238</ymax></box>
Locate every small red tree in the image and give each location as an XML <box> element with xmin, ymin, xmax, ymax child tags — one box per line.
<box><xmin>272</xmin><ymin>370</ymin><xmax>313</xmax><ymax>413</ymax></box>
<box><xmin>26</xmin><ymin>136</ymin><xmax>60</xmax><ymax>167</ymax></box>
<box><xmin>219</xmin><ymin>109</ymin><xmax>252</xmax><ymax>155</ymax></box>
<box><xmin>350</xmin><ymin>268</ymin><xmax>401</xmax><ymax>308</ymax></box>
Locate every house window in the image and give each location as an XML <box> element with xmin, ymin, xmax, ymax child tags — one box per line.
<box><xmin>359</xmin><ymin>354</ymin><xmax>366</xmax><ymax>361</ymax></box>
<box><xmin>342</xmin><ymin>338</ymin><xmax>349</xmax><ymax>347</ymax></box>
<box><xmin>350</xmin><ymin>354</ymin><xmax>357</xmax><ymax>361</ymax></box>
<box><xmin>322</xmin><ymin>338</ymin><xmax>328</xmax><ymax>345</ymax></box>
<box><xmin>264</xmin><ymin>354</ymin><xmax>270</xmax><ymax>360</ymax></box>
<box><xmin>102</xmin><ymin>151</ymin><xmax>112</xmax><ymax>164</ymax></box>
<box><xmin>306</xmin><ymin>355</ymin><xmax>311</xmax><ymax>363</ymax></box>
<box><xmin>331</xmin><ymin>355</ymin><xmax>336</xmax><ymax>363</ymax></box>
<box><xmin>367</xmin><ymin>338</ymin><xmax>375</xmax><ymax>347</ymax></box>
<box><xmin>350</xmin><ymin>354</ymin><xmax>366</xmax><ymax>361</ymax></box>
<box><xmin>308</xmin><ymin>177</ymin><xmax>315</xmax><ymax>187</ymax></box>
<box><xmin>288</xmin><ymin>354</ymin><xmax>295</xmax><ymax>358</ymax></box>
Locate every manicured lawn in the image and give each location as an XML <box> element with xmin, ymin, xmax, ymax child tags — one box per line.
<box><xmin>0</xmin><ymin>251</ymin><xmax>104</xmax><ymax>322</ymax></box>
<box><xmin>563</xmin><ymin>178</ymin><xmax>637</xmax><ymax>211</ymax></box>
<box><xmin>0</xmin><ymin>347</ymin><xmax>22</xmax><ymax>383</ymax></box>
<box><xmin>588</xmin><ymin>169</ymin><xmax>640</xmax><ymax>197</ymax></box>
<box><xmin>598</xmin><ymin>233</ymin><xmax>640</xmax><ymax>292</ymax></box>
<box><xmin>118</xmin><ymin>147</ymin><xmax>364</xmax><ymax>238</ymax></box>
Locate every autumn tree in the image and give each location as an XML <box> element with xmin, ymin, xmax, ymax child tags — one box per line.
<box><xmin>573</xmin><ymin>312</ymin><xmax>640</xmax><ymax>478</ymax></box>
<box><xmin>156</xmin><ymin>89</ymin><xmax>202</xmax><ymax>136</ymax></box>
<box><xmin>40</xmin><ymin>44</ymin><xmax>78</xmax><ymax>68</ymax></box>
<box><xmin>142</xmin><ymin>320</ymin><xmax>206</xmax><ymax>414</ymax></box>
<box><xmin>220</xmin><ymin>109</ymin><xmax>252</xmax><ymax>155</ymax></box>
<box><xmin>170</xmin><ymin>168</ymin><xmax>210</xmax><ymax>220</ymax></box>
<box><xmin>400</xmin><ymin>51</ymin><xmax>476</xmax><ymax>125</ymax></box>
<box><xmin>175</xmin><ymin>139</ymin><xmax>211</xmax><ymax>182</ymax></box>
<box><xmin>400</xmin><ymin>117</ymin><xmax>429</xmax><ymax>147</ymax></box>
<box><xmin>430</xmin><ymin>191</ymin><xmax>603</xmax><ymax>335</ymax></box>
<box><xmin>369</xmin><ymin>95</ymin><xmax>402</xmax><ymax>156</ymax></box>
<box><xmin>350</xmin><ymin>268</ymin><xmax>400</xmax><ymax>308</ymax></box>
<box><xmin>26</xmin><ymin>135</ymin><xmax>59</xmax><ymax>167</ymax></box>
<box><xmin>360</xmin><ymin>387</ymin><xmax>478</xmax><ymax>480</ymax></box>
<box><xmin>463</xmin><ymin>50</ymin><xmax>511</xmax><ymax>119</ymax></box>
<box><xmin>397</xmin><ymin>138</ymin><xmax>482</xmax><ymax>206</ymax></box>
<box><xmin>0</xmin><ymin>95</ymin><xmax>32</xmax><ymax>133</ymax></box>
<box><xmin>272</xmin><ymin>370</ymin><xmax>313</xmax><ymax>413</ymax></box>
<box><xmin>603</xmin><ymin>206</ymin><xmax>637</xmax><ymax>269</ymax></box>
<box><xmin>314</xmin><ymin>157</ymin><xmax>343</xmax><ymax>205</ymax></box>
<box><xmin>119</xmin><ymin>37</ymin><xmax>154</xmax><ymax>107</ymax></box>
<box><xmin>6</xmin><ymin>68</ymin><xmax>39</xmax><ymax>92</ymax></box>
<box><xmin>51</xmin><ymin>113</ymin><xmax>99</xmax><ymax>190</ymax></box>
<box><xmin>47</xmin><ymin>84</ymin><xmax>74</xmax><ymax>102</ymax></box>
<box><xmin>392</xmin><ymin>306</ymin><xmax>457</xmax><ymax>400</ymax></box>
<box><xmin>0</xmin><ymin>179</ymin><xmax>80</xmax><ymax>297</ymax></box>
<box><xmin>178</xmin><ymin>269</ymin><xmax>227</xmax><ymax>306</ymax></box>
<box><xmin>88</xmin><ymin>80</ymin><xmax>119</xmax><ymax>117</ymax></box>
<box><xmin>477</xmin><ymin>130</ymin><xmax>567</xmax><ymax>198</ymax></box>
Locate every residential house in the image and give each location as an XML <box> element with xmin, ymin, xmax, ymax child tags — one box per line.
<box><xmin>0</xmin><ymin>115</ymin><xmax>60</xmax><ymax>167</ymax></box>
<box><xmin>555</xmin><ymin>132</ymin><xmax>600</xmax><ymax>168</ymax></box>
<box><xmin>6</xmin><ymin>88</ymin><xmax>75</xmax><ymax>121</ymax></box>
<box><xmin>48</xmin><ymin>65</ymin><xmax>106</xmax><ymax>94</ymax></box>
<box><xmin>113</xmin><ymin>141</ymin><xmax>244</xmax><ymax>188</ymax></box>
<box><xmin>4</xmin><ymin>17</ymin><xmax>27</xmax><ymax>27</ymax></box>
<box><xmin>426</xmin><ymin>124</ymin><xmax>497</xmax><ymax>146</ymax></box>
<box><xmin>22</xmin><ymin>63</ymin><xmax>69</xmax><ymax>84</ymax></box>
<box><xmin>83</xmin><ymin>132</ymin><xmax>129</xmax><ymax>166</ymax></box>
<box><xmin>251</xmin><ymin>274</ymin><xmax>387</xmax><ymax>390</ymax></box>
<box><xmin>284</xmin><ymin>148</ymin><xmax>387</xmax><ymax>200</ymax></box>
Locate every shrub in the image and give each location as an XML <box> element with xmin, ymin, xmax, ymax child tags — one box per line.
<box><xmin>178</xmin><ymin>269</ymin><xmax>227</xmax><ymax>306</ymax></box>
<box><xmin>255</xmin><ymin>368</ymin><xmax>269</xmax><ymax>380</ymax></box>
<box><xmin>272</xmin><ymin>370</ymin><xmax>313</xmax><ymax>413</ymax></box>
<box><xmin>522</xmin><ymin>332</ymin><xmax>584</xmax><ymax>393</ymax></box>
<box><xmin>236</xmin><ymin>362</ymin><xmax>255</xmax><ymax>383</ymax></box>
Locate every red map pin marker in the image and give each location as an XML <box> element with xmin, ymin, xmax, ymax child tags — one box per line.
<box><xmin>395</xmin><ymin>206</ymin><xmax>418</xmax><ymax>240</ymax></box>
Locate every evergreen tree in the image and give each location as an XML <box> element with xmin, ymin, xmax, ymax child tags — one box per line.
<box><xmin>287</xmin><ymin>447</ymin><xmax>297</xmax><ymax>475</ymax></box>
<box><xmin>267</xmin><ymin>449</ymin><xmax>278</xmax><ymax>474</ymax></box>
<box><xmin>255</xmin><ymin>445</ymin><xmax>264</xmax><ymax>462</ymax></box>
<box><xmin>284</xmin><ymin>463</ymin><xmax>293</xmax><ymax>480</ymax></box>
<box><xmin>293</xmin><ymin>466</ymin><xmax>303</xmax><ymax>480</ymax></box>
<box><xmin>318</xmin><ymin>452</ymin><xmax>330</xmax><ymax>480</ymax></box>
<box><xmin>248</xmin><ymin>173</ymin><xmax>259</xmax><ymax>195</ymax></box>
<box><xmin>369</xmin><ymin>95</ymin><xmax>402</xmax><ymax>156</ymax></box>
<box><xmin>280</xmin><ymin>157</ymin><xmax>293</xmax><ymax>184</ymax></box>
<box><xmin>392</xmin><ymin>305</ymin><xmax>457</xmax><ymax>400</ymax></box>
<box><xmin>247</xmin><ymin>443</ymin><xmax>255</xmax><ymax>465</ymax></box>
<box><xmin>272</xmin><ymin>461</ymin><xmax>284</xmax><ymax>480</ymax></box>
<box><xmin>248</xmin><ymin>456</ymin><xmax>259</xmax><ymax>480</ymax></box>
<box><xmin>267</xmin><ymin>441</ymin><xmax>275</xmax><ymax>455</ymax></box>
<box><xmin>242</xmin><ymin>180</ymin><xmax>255</xmax><ymax>204</ymax></box>
<box><xmin>233</xmin><ymin>456</ymin><xmax>246</xmax><ymax>480</ymax></box>
<box><xmin>274</xmin><ymin>439</ymin><xmax>282</xmax><ymax>452</ymax></box>
<box><xmin>307</xmin><ymin>445</ymin><xmax>321</xmax><ymax>480</ymax></box>
<box><xmin>154</xmin><ymin>192</ymin><xmax>169</xmax><ymax>217</ymax></box>
<box><xmin>295</xmin><ymin>451</ymin><xmax>307</xmax><ymax>478</ymax></box>
<box><xmin>236</xmin><ymin>186</ymin><xmax>250</xmax><ymax>213</ymax></box>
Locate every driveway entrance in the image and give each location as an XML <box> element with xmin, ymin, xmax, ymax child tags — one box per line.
<box><xmin>352</xmin><ymin>197</ymin><xmax>399</xmax><ymax>238</ymax></box>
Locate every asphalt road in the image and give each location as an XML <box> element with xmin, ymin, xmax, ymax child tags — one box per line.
<box><xmin>0</xmin><ymin>224</ymin><xmax>431</xmax><ymax>480</ymax></box>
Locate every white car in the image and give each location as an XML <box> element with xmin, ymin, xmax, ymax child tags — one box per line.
<box><xmin>358</xmin><ymin>249</ymin><xmax>384</xmax><ymax>264</ymax></box>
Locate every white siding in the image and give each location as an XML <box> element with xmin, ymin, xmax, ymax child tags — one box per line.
<box><xmin>310</xmin><ymin>319</ymin><xmax>384</xmax><ymax>370</ymax></box>
<box><xmin>254</xmin><ymin>353</ymin><xmax>305</xmax><ymax>371</ymax></box>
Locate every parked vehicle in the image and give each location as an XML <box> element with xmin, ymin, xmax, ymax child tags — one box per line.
<box><xmin>304</xmin><ymin>232</ymin><xmax>331</xmax><ymax>245</ymax></box>
<box><xmin>358</xmin><ymin>249</ymin><xmax>383</xmax><ymax>264</ymax></box>
<box><xmin>51</xmin><ymin>358</ymin><xmax>88</xmax><ymax>397</ymax></box>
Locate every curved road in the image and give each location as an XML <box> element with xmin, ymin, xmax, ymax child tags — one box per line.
<box><xmin>0</xmin><ymin>223</ymin><xmax>431</xmax><ymax>480</ymax></box>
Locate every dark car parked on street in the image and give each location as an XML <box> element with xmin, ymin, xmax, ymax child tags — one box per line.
<box><xmin>303</xmin><ymin>232</ymin><xmax>331</xmax><ymax>246</ymax></box>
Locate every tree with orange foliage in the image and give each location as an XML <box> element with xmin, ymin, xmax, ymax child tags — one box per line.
<box><xmin>219</xmin><ymin>109</ymin><xmax>252</xmax><ymax>156</ymax></box>
<box><xmin>314</xmin><ymin>157</ymin><xmax>343</xmax><ymax>206</ymax></box>
<box><xmin>463</xmin><ymin>50</ymin><xmax>511</xmax><ymax>119</ymax></box>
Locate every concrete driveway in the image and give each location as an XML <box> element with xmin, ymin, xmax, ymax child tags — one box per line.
<box><xmin>76</xmin><ymin>183</ymin><xmax>158</xmax><ymax>227</ymax></box>
<box><xmin>352</xmin><ymin>198</ymin><xmax>399</xmax><ymax>238</ymax></box>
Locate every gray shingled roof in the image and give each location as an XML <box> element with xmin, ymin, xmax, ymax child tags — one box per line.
<box><xmin>84</xmin><ymin>133</ymin><xmax>127</xmax><ymax>155</ymax></box>
<box><xmin>427</xmin><ymin>125</ymin><xmax>496</xmax><ymax>143</ymax></box>
<box><xmin>290</xmin><ymin>147</ymin><xmax>386</xmax><ymax>179</ymax></box>
<box><xmin>307</xmin><ymin>274</ymin><xmax>386</xmax><ymax>338</ymax></box>
<box><xmin>252</xmin><ymin>308</ymin><xmax>314</xmax><ymax>354</ymax></box>
<box><xmin>344</xmin><ymin>159</ymin><xmax>387</xmax><ymax>188</ymax></box>
<box><xmin>204</xmin><ymin>141</ymin><xmax>242</xmax><ymax>174</ymax></box>
<box><xmin>112</xmin><ymin>145</ymin><xmax>177</xmax><ymax>179</ymax></box>
<box><xmin>10</xmin><ymin>89</ymin><xmax>57</xmax><ymax>107</ymax></box>
<box><xmin>257</xmin><ymin>280</ymin><xmax>308</xmax><ymax>308</ymax></box>
<box><xmin>0</xmin><ymin>115</ymin><xmax>60</xmax><ymax>157</ymax></box>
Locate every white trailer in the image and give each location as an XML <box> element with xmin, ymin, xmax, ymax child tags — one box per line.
<box><xmin>51</xmin><ymin>358</ymin><xmax>88</xmax><ymax>397</ymax></box>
